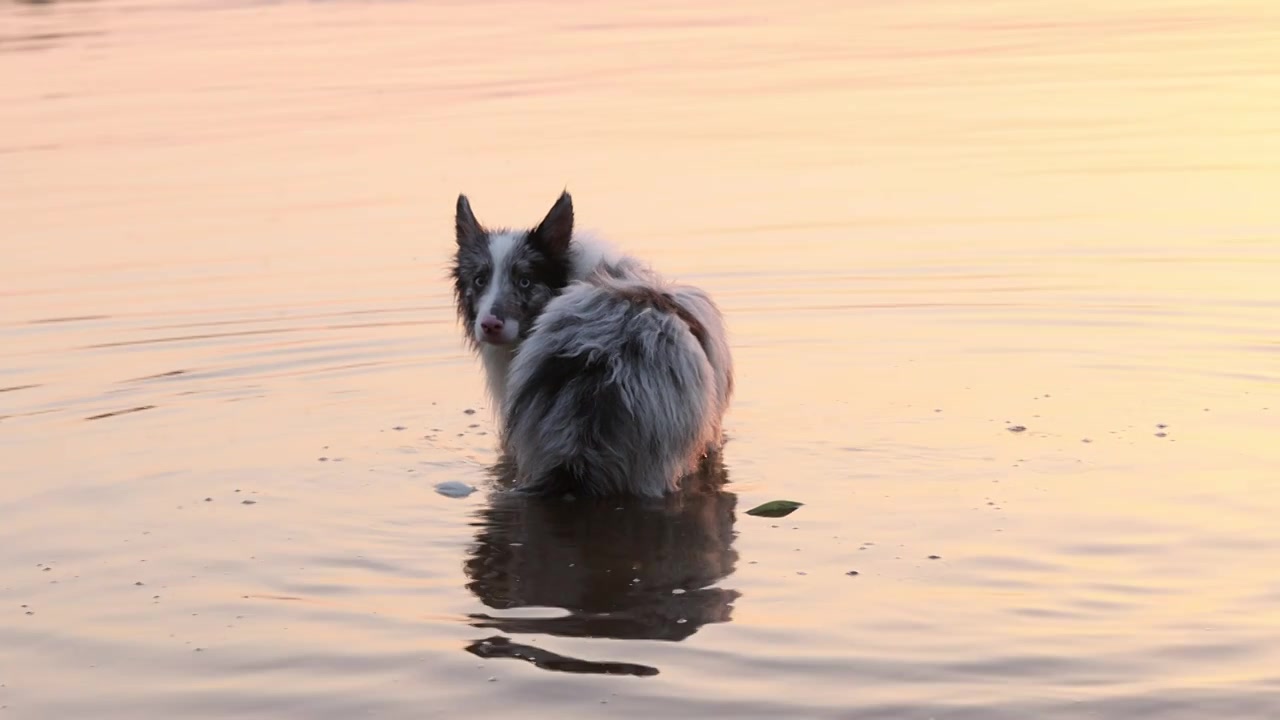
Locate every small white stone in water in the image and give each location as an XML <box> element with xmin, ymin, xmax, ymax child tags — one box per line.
<box><xmin>434</xmin><ymin>481</ymin><xmax>476</xmax><ymax>498</ymax></box>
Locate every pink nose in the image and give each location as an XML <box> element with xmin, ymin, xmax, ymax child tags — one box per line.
<box><xmin>480</xmin><ymin>316</ymin><xmax>505</xmax><ymax>336</ymax></box>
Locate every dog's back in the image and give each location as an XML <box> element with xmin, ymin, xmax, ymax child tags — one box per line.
<box><xmin>502</xmin><ymin>266</ymin><xmax>733</xmax><ymax>497</ymax></box>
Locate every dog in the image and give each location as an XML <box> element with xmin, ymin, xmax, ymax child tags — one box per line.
<box><xmin>450</xmin><ymin>191</ymin><xmax>733</xmax><ymax>497</ymax></box>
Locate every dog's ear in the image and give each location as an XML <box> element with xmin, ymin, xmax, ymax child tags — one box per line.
<box><xmin>456</xmin><ymin>194</ymin><xmax>484</xmax><ymax>246</ymax></box>
<box><xmin>530</xmin><ymin>191</ymin><xmax>573</xmax><ymax>257</ymax></box>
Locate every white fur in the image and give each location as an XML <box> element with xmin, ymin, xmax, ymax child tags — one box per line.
<box><xmin>479</xmin><ymin>344</ymin><xmax>514</xmax><ymax>409</ymax></box>
<box><xmin>473</xmin><ymin>231</ymin><xmax>522</xmax><ymax>346</ymax></box>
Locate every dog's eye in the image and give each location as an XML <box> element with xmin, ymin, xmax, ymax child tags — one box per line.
<box><xmin>473</xmin><ymin>276</ymin><xmax>487</xmax><ymax>288</ymax></box>
<box><xmin>518</xmin><ymin>277</ymin><xmax>531</xmax><ymax>289</ymax></box>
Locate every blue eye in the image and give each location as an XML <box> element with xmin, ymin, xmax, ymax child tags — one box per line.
<box><xmin>518</xmin><ymin>277</ymin><xmax>531</xmax><ymax>289</ymax></box>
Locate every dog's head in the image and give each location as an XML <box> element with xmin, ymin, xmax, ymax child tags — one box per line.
<box><xmin>451</xmin><ymin>191</ymin><xmax>575</xmax><ymax>348</ymax></box>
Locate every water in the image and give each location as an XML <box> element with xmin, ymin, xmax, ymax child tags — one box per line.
<box><xmin>3</xmin><ymin>0</ymin><xmax>1279</xmax><ymax>717</ymax></box>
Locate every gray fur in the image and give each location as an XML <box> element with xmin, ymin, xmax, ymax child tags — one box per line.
<box><xmin>451</xmin><ymin>192</ymin><xmax>734</xmax><ymax>497</ymax></box>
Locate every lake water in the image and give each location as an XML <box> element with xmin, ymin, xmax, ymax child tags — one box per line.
<box><xmin>2</xmin><ymin>0</ymin><xmax>1279</xmax><ymax>717</ymax></box>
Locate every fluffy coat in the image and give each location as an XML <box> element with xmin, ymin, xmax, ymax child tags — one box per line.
<box><xmin>450</xmin><ymin>191</ymin><xmax>733</xmax><ymax>497</ymax></box>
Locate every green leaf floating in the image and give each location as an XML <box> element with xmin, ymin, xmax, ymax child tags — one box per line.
<box><xmin>745</xmin><ymin>500</ymin><xmax>803</xmax><ymax>518</ymax></box>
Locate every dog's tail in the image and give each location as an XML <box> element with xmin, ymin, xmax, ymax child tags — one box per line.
<box><xmin>501</xmin><ymin>271</ymin><xmax>732</xmax><ymax>497</ymax></box>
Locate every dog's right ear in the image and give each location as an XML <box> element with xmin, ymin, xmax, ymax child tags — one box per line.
<box><xmin>456</xmin><ymin>194</ymin><xmax>483</xmax><ymax>246</ymax></box>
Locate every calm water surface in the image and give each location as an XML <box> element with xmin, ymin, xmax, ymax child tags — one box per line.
<box><xmin>2</xmin><ymin>1</ymin><xmax>1279</xmax><ymax>718</ymax></box>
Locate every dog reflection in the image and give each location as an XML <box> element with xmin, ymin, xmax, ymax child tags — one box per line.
<box><xmin>461</xmin><ymin>454</ymin><xmax>740</xmax><ymax>674</ymax></box>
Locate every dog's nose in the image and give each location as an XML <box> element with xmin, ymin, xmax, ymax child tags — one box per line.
<box><xmin>480</xmin><ymin>316</ymin><xmax>505</xmax><ymax>335</ymax></box>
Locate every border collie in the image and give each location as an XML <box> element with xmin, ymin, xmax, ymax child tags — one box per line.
<box><xmin>450</xmin><ymin>191</ymin><xmax>733</xmax><ymax>497</ymax></box>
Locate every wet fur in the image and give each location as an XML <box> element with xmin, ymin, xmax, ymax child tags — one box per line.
<box><xmin>450</xmin><ymin>192</ymin><xmax>733</xmax><ymax>497</ymax></box>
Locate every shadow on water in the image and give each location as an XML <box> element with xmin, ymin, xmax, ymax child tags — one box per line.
<box><xmin>462</xmin><ymin>453</ymin><xmax>741</xmax><ymax>676</ymax></box>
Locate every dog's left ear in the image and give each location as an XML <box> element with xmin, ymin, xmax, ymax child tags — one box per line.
<box><xmin>530</xmin><ymin>191</ymin><xmax>573</xmax><ymax>257</ymax></box>
<box><xmin>456</xmin><ymin>194</ymin><xmax>484</xmax><ymax>246</ymax></box>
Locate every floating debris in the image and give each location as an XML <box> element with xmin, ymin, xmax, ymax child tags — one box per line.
<box><xmin>434</xmin><ymin>481</ymin><xmax>476</xmax><ymax>499</ymax></box>
<box><xmin>746</xmin><ymin>500</ymin><xmax>803</xmax><ymax>518</ymax></box>
<box><xmin>85</xmin><ymin>405</ymin><xmax>156</xmax><ymax>421</ymax></box>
